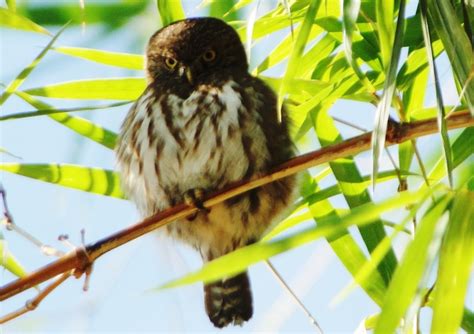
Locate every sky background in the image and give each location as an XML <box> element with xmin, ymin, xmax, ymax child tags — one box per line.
<box><xmin>0</xmin><ymin>1</ymin><xmax>470</xmax><ymax>333</ymax></box>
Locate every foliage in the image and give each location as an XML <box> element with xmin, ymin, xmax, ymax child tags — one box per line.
<box><xmin>1</xmin><ymin>0</ymin><xmax>473</xmax><ymax>332</ymax></box>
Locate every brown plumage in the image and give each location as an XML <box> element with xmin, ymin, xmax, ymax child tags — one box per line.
<box><xmin>116</xmin><ymin>17</ymin><xmax>297</xmax><ymax>328</ymax></box>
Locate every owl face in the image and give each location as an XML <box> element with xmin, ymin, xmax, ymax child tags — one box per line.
<box><xmin>145</xmin><ymin>18</ymin><xmax>248</xmax><ymax>92</ymax></box>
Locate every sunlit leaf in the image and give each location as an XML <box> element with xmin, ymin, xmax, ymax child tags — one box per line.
<box><xmin>0</xmin><ymin>23</ymin><xmax>66</xmax><ymax>105</ymax></box>
<box><xmin>374</xmin><ymin>194</ymin><xmax>453</xmax><ymax>334</ymax></box>
<box><xmin>0</xmin><ymin>240</ymin><xmax>28</xmax><ymax>278</ymax></box>
<box><xmin>16</xmin><ymin>92</ymin><xmax>118</xmax><ymax>149</ymax></box>
<box><xmin>371</xmin><ymin>0</ymin><xmax>406</xmax><ymax>188</ymax></box>
<box><xmin>0</xmin><ymin>7</ymin><xmax>50</xmax><ymax>35</ymax></box>
<box><xmin>157</xmin><ymin>0</ymin><xmax>185</xmax><ymax>26</ymax></box>
<box><xmin>24</xmin><ymin>77</ymin><xmax>146</xmax><ymax>101</ymax></box>
<box><xmin>0</xmin><ymin>101</ymin><xmax>131</xmax><ymax>121</ymax></box>
<box><xmin>431</xmin><ymin>190</ymin><xmax>474</xmax><ymax>333</ymax></box>
<box><xmin>158</xmin><ymin>190</ymin><xmax>429</xmax><ymax>290</ymax></box>
<box><xmin>278</xmin><ymin>0</ymin><xmax>322</xmax><ymax>120</ymax></box>
<box><xmin>0</xmin><ymin>163</ymin><xmax>125</xmax><ymax>199</ymax></box>
<box><xmin>427</xmin><ymin>0</ymin><xmax>474</xmax><ymax>115</ymax></box>
<box><xmin>54</xmin><ymin>46</ymin><xmax>144</xmax><ymax>70</ymax></box>
<box><xmin>420</xmin><ymin>0</ymin><xmax>453</xmax><ymax>187</ymax></box>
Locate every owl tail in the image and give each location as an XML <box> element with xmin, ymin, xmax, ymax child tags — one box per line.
<box><xmin>204</xmin><ymin>271</ymin><xmax>253</xmax><ymax>328</ymax></box>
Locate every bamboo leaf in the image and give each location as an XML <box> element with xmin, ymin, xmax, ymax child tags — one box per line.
<box><xmin>0</xmin><ymin>240</ymin><xmax>28</xmax><ymax>278</ymax></box>
<box><xmin>374</xmin><ymin>194</ymin><xmax>453</xmax><ymax>334</ymax></box>
<box><xmin>431</xmin><ymin>190</ymin><xmax>474</xmax><ymax>333</ymax></box>
<box><xmin>278</xmin><ymin>0</ymin><xmax>322</xmax><ymax>120</ymax></box>
<box><xmin>0</xmin><ymin>23</ymin><xmax>67</xmax><ymax>105</ymax></box>
<box><xmin>371</xmin><ymin>0</ymin><xmax>406</xmax><ymax>188</ymax></box>
<box><xmin>342</xmin><ymin>0</ymin><xmax>375</xmax><ymax>94</ymax></box>
<box><xmin>16</xmin><ymin>92</ymin><xmax>118</xmax><ymax>150</ymax></box>
<box><xmin>158</xmin><ymin>190</ymin><xmax>429</xmax><ymax>290</ymax></box>
<box><xmin>157</xmin><ymin>0</ymin><xmax>185</xmax><ymax>26</ymax></box>
<box><xmin>5</xmin><ymin>0</ymin><xmax>16</xmax><ymax>12</ymax></box>
<box><xmin>54</xmin><ymin>46</ymin><xmax>144</xmax><ymax>70</ymax></box>
<box><xmin>23</xmin><ymin>77</ymin><xmax>146</xmax><ymax>101</ymax></box>
<box><xmin>0</xmin><ymin>101</ymin><xmax>131</xmax><ymax>121</ymax></box>
<box><xmin>0</xmin><ymin>7</ymin><xmax>50</xmax><ymax>35</ymax></box>
<box><xmin>0</xmin><ymin>163</ymin><xmax>125</xmax><ymax>199</ymax></box>
<box><xmin>427</xmin><ymin>0</ymin><xmax>474</xmax><ymax>115</ymax></box>
<box><xmin>420</xmin><ymin>0</ymin><xmax>453</xmax><ymax>187</ymax></box>
<box><xmin>375</xmin><ymin>0</ymin><xmax>394</xmax><ymax>69</ymax></box>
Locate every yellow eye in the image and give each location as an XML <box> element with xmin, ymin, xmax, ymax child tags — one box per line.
<box><xmin>165</xmin><ymin>57</ymin><xmax>177</xmax><ymax>69</ymax></box>
<box><xmin>202</xmin><ymin>50</ymin><xmax>216</xmax><ymax>62</ymax></box>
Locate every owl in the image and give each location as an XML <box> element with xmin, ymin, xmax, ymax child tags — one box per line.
<box><xmin>116</xmin><ymin>17</ymin><xmax>297</xmax><ymax>328</ymax></box>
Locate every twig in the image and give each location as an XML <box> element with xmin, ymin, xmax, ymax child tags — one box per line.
<box><xmin>265</xmin><ymin>260</ymin><xmax>324</xmax><ymax>333</ymax></box>
<box><xmin>0</xmin><ymin>183</ymin><xmax>64</xmax><ymax>257</ymax></box>
<box><xmin>0</xmin><ymin>111</ymin><xmax>472</xmax><ymax>307</ymax></box>
<box><xmin>0</xmin><ymin>271</ymin><xmax>72</xmax><ymax>324</ymax></box>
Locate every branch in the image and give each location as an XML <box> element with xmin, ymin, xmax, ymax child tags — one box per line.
<box><xmin>1</xmin><ymin>111</ymin><xmax>472</xmax><ymax>303</ymax></box>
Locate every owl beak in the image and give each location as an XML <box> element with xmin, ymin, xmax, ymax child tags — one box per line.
<box><xmin>185</xmin><ymin>67</ymin><xmax>194</xmax><ymax>85</ymax></box>
<box><xmin>178</xmin><ymin>65</ymin><xmax>194</xmax><ymax>85</ymax></box>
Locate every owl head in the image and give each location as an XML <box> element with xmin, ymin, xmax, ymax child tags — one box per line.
<box><xmin>145</xmin><ymin>18</ymin><xmax>248</xmax><ymax>90</ymax></box>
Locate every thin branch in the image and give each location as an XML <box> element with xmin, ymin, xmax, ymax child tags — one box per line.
<box><xmin>0</xmin><ymin>271</ymin><xmax>72</xmax><ymax>324</ymax></box>
<box><xmin>265</xmin><ymin>260</ymin><xmax>324</xmax><ymax>333</ymax></box>
<box><xmin>0</xmin><ymin>111</ymin><xmax>472</xmax><ymax>304</ymax></box>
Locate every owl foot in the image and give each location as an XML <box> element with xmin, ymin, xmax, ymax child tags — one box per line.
<box><xmin>183</xmin><ymin>188</ymin><xmax>210</xmax><ymax>220</ymax></box>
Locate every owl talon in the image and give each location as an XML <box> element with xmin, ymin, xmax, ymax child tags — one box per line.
<box><xmin>183</xmin><ymin>188</ymin><xmax>210</xmax><ymax>219</ymax></box>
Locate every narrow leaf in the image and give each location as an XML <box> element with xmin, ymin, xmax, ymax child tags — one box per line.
<box><xmin>375</xmin><ymin>0</ymin><xmax>394</xmax><ymax>69</ymax></box>
<box><xmin>0</xmin><ymin>240</ymin><xmax>28</xmax><ymax>278</ymax></box>
<box><xmin>278</xmin><ymin>0</ymin><xmax>322</xmax><ymax>120</ymax></box>
<box><xmin>374</xmin><ymin>195</ymin><xmax>453</xmax><ymax>334</ymax></box>
<box><xmin>157</xmin><ymin>0</ymin><xmax>185</xmax><ymax>26</ymax></box>
<box><xmin>54</xmin><ymin>46</ymin><xmax>144</xmax><ymax>70</ymax></box>
<box><xmin>427</xmin><ymin>0</ymin><xmax>474</xmax><ymax>115</ymax></box>
<box><xmin>16</xmin><ymin>92</ymin><xmax>118</xmax><ymax>149</ymax></box>
<box><xmin>0</xmin><ymin>23</ymin><xmax>66</xmax><ymax>105</ymax></box>
<box><xmin>0</xmin><ymin>163</ymin><xmax>125</xmax><ymax>199</ymax></box>
<box><xmin>371</xmin><ymin>0</ymin><xmax>406</xmax><ymax>188</ymax></box>
<box><xmin>24</xmin><ymin>77</ymin><xmax>146</xmax><ymax>101</ymax></box>
<box><xmin>158</xmin><ymin>190</ymin><xmax>430</xmax><ymax>290</ymax></box>
<box><xmin>420</xmin><ymin>0</ymin><xmax>453</xmax><ymax>187</ymax></box>
<box><xmin>431</xmin><ymin>190</ymin><xmax>474</xmax><ymax>333</ymax></box>
<box><xmin>0</xmin><ymin>101</ymin><xmax>131</xmax><ymax>121</ymax></box>
<box><xmin>0</xmin><ymin>7</ymin><xmax>50</xmax><ymax>35</ymax></box>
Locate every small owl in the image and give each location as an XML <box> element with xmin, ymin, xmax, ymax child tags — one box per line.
<box><xmin>116</xmin><ymin>17</ymin><xmax>297</xmax><ymax>328</ymax></box>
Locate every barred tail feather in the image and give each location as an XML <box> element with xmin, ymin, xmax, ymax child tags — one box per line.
<box><xmin>204</xmin><ymin>272</ymin><xmax>253</xmax><ymax>328</ymax></box>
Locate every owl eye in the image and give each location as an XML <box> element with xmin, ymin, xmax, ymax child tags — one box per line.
<box><xmin>165</xmin><ymin>57</ymin><xmax>178</xmax><ymax>70</ymax></box>
<box><xmin>202</xmin><ymin>50</ymin><xmax>216</xmax><ymax>62</ymax></box>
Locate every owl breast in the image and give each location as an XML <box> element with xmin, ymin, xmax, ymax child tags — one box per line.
<box><xmin>116</xmin><ymin>80</ymin><xmax>285</xmax><ymax>256</ymax></box>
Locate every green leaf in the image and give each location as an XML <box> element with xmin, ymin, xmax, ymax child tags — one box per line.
<box><xmin>208</xmin><ymin>0</ymin><xmax>238</xmax><ymax>21</ymax></box>
<box><xmin>462</xmin><ymin>308</ymin><xmax>474</xmax><ymax>333</ymax></box>
<box><xmin>420</xmin><ymin>0</ymin><xmax>453</xmax><ymax>187</ymax></box>
<box><xmin>6</xmin><ymin>0</ymin><xmax>16</xmax><ymax>12</ymax></box>
<box><xmin>342</xmin><ymin>0</ymin><xmax>375</xmax><ymax>94</ymax></box>
<box><xmin>374</xmin><ymin>194</ymin><xmax>453</xmax><ymax>334</ymax></box>
<box><xmin>278</xmin><ymin>0</ymin><xmax>323</xmax><ymax>119</ymax></box>
<box><xmin>16</xmin><ymin>92</ymin><xmax>118</xmax><ymax>150</ymax></box>
<box><xmin>157</xmin><ymin>0</ymin><xmax>185</xmax><ymax>26</ymax></box>
<box><xmin>0</xmin><ymin>163</ymin><xmax>125</xmax><ymax>199</ymax></box>
<box><xmin>23</xmin><ymin>77</ymin><xmax>146</xmax><ymax>101</ymax></box>
<box><xmin>375</xmin><ymin>0</ymin><xmax>394</xmax><ymax>69</ymax></box>
<box><xmin>157</xmin><ymin>190</ymin><xmax>429</xmax><ymax>290</ymax></box>
<box><xmin>431</xmin><ymin>190</ymin><xmax>474</xmax><ymax>333</ymax></box>
<box><xmin>427</xmin><ymin>0</ymin><xmax>474</xmax><ymax>115</ymax></box>
<box><xmin>0</xmin><ymin>240</ymin><xmax>29</xmax><ymax>278</ymax></box>
<box><xmin>54</xmin><ymin>46</ymin><xmax>144</xmax><ymax>70</ymax></box>
<box><xmin>371</xmin><ymin>0</ymin><xmax>406</xmax><ymax>187</ymax></box>
<box><xmin>0</xmin><ymin>7</ymin><xmax>50</xmax><ymax>35</ymax></box>
<box><xmin>0</xmin><ymin>101</ymin><xmax>131</xmax><ymax>121</ymax></box>
<box><xmin>0</xmin><ymin>23</ymin><xmax>66</xmax><ymax>105</ymax></box>
<box><xmin>313</xmin><ymin>108</ymin><xmax>398</xmax><ymax>286</ymax></box>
